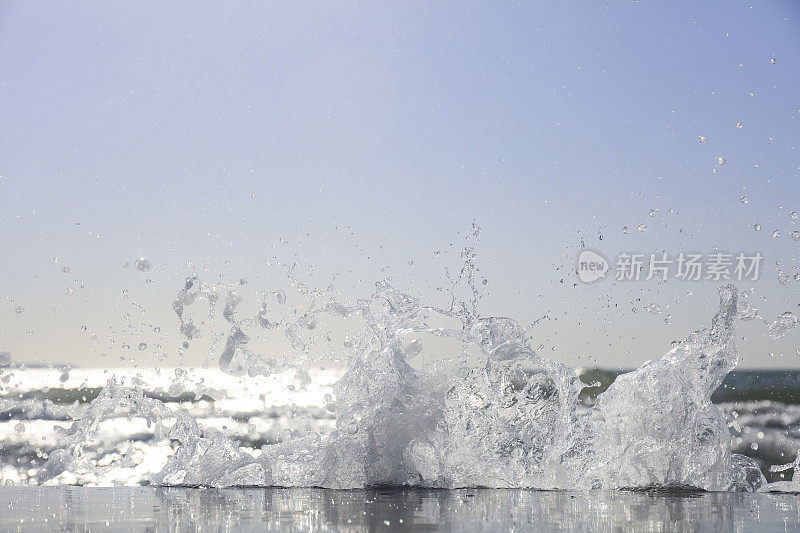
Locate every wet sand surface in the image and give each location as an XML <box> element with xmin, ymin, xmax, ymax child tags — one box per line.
<box><xmin>1</xmin><ymin>487</ymin><xmax>799</xmax><ymax>532</ymax></box>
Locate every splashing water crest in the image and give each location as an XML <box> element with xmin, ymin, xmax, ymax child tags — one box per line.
<box><xmin>26</xmin><ymin>248</ymin><xmax>779</xmax><ymax>493</ymax></box>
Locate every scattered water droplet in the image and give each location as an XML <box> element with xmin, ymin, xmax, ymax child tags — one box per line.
<box><xmin>646</xmin><ymin>303</ymin><xmax>661</xmax><ymax>314</ymax></box>
<box><xmin>790</xmin><ymin>212</ymin><xmax>798</xmax><ymax>220</ymax></box>
<box><xmin>637</xmin><ymin>224</ymin><xmax>647</xmax><ymax>232</ymax></box>
<box><xmin>135</xmin><ymin>258</ymin><xmax>152</xmax><ymax>272</ymax></box>
<box><xmin>717</xmin><ymin>157</ymin><xmax>726</xmax><ymax>165</ymax></box>
<box><xmin>649</xmin><ymin>209</ymin><xmax>656</xmax><ymax>217</ymax></box>
<box><xmin>792</xmin><ymin>231</ymin><xmax>800</xmax><ymax>241</ymax></box>
<box><xmin>770</xmin><ymin>57</ymin><xmax>776</xmax><ymax>64</ymax></box>
<box><xmin>121</xmin><ymin>260</ymin><xmax>129</xmax><ymax>268</ymax></box>
<box><xmin>698</xmin><ymin>135</ymin><xmax>707</xmax><ymax>143</ymax></box>
<box><xmin>66</xmin><ymin>287</ymin><xmax>74</xmax><ymax>295</ymax></box>
<box><xmin>62</xmin><ymin>265</ymin><xmax>70</xmax><ymax>274</ymax></box>
<box><xmin>736</xmin><ymin>122</ymin><xmax>743</xmax><ymax>129</ymax></box>
<box><xmin>754</xmin><ymin>223</ymin><xmax>761</xmax><ymax>231</ymax></box>
<box><xmin>740</xmin><ymin>196</ymin><xmax>749</xmax><ymax>204</ymax></box>
<box><xmin>14</xmin><ymin>305</ymin><xmax>24</xmax><ymax>315</ymax></box>
<box><xmin>138</xmin><ymin>342</ymin><xmax>147</xmax><ymax>351</ymax></box>
<box><xmin>622</xmin><ymin>226</ymin><xmax>631</xmax><ymax>234</ymax></box>
<box><xmin>14</xmin><ymin>423</ymin><xmax>25</xmax><ymax>436</ymax></box>
<box><xmin>772</xmin><ymin>230</ymin><xmax>780</xmax><ymax>238</ymax></box>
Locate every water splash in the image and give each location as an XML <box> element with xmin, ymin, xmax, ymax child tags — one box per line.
<box><xmin>30</xmin><ymin>272</ymin><xmax>770</xmax><ymax>491</ymax></box>
<box><xmin>768</xmin><ymin>312</ymin><xmax>799</xmax><ymax>340</ymax></box>
<box><xmin>36</xmin><ymin>379</ymin><xmax>172</xmax><ymax>484</ymax></box>
<box><xmin>588</xmin><ymin>285</ymin><xmax>762</xmax><ymax>491</ymax></box>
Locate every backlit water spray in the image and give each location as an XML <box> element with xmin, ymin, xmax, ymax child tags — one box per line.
<box><xmin>25</xmin><ymin>244</ymin><xmax>789</xmax><ymax>492</ymax></box>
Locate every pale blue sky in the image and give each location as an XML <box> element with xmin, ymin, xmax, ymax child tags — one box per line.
<box><xmin>1</xmin><ymin>1</ymin><xmax>799</xmax><ymax>368</ymax></box>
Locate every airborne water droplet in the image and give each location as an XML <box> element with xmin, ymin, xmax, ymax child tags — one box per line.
<box><xmin>754</xmin><ymin>223</ymin><xmax>761</xmax><ymax>231</ymax></box>
<box><xmin>740</xmin><ymin>196</ymin><xmax>749</xmax><ymax>204</ymax></box>
<box><xmin>622</xmin><ymin>226</ymin><xmax>631</xmax><ymax>234</ymax></box>
<box><xmin>135</xmin><ymin>258</ymin><xmax>152</xmax><ymax>272</ymax></box>
<box><xmin>646</xmin><ymin>303</ymin><xmax>661</xmax><ymax>314</ymax></box>
<box><xmin>698</xmin><ymin>135</ymin><xmax>707</xmax><ymax>143</ymax></box>
<box><xmin>791</xmin><ymin>212</ymin><xmax>798</xmax><ymax>220</ymax></box>
<box><xmin>717</xmin><ymin>157</ymin><xmax>726</xmax><ymax>165</ymax></box>
<box><xmin>14</xmin><ymin>305</ymin><xmax>24</xmax><ymax>315</ymax></box>
<box><xmin>66</xmin><ymin>287</ymin><xmax>75</xmax><ymax>295</ymax></box>
<box><xmin>772</xmin><ymin>230</ymin><xmax>780</xmax><ymax>238</ymax></box>
<box><xmin>138</xmin><ymin>343</ymin><xmax>147</xmax><ymax>351</ymax></box>
<box><xmin>736</xmin><ymin>122</ymin><xmax>743</xmax><ymax>129</ymax></box>
<box><xmin>792</xmin><ymin>231</ymin><xmax>800</xmax><ymax>241</ymax></box>
<box><xmin>62</xmin><ymin>265</ymin><xmax>70</xmax><ymax>273</ymax></box>
<box><xmin>637</xmin><ymin>224</ymin><xmax>647</xmax><ymax>232</ymax></box>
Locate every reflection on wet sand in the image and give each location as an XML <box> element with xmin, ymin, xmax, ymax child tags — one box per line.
<box><xmin>2</xmin><ymin>487</ymin><xmax>799</xmax><ymax>531</ymax></box>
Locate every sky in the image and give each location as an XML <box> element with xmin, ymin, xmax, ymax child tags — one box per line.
<box><xmin>1</xmin><ymin>1</ymin><xmax>799</xmax><ymax>369</ymax></box>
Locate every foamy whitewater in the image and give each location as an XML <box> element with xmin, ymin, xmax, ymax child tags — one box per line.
<box><xmin>2</xmin><ymin>261</ymin><xmax>799</xmax><ymax>492</ymax></box>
